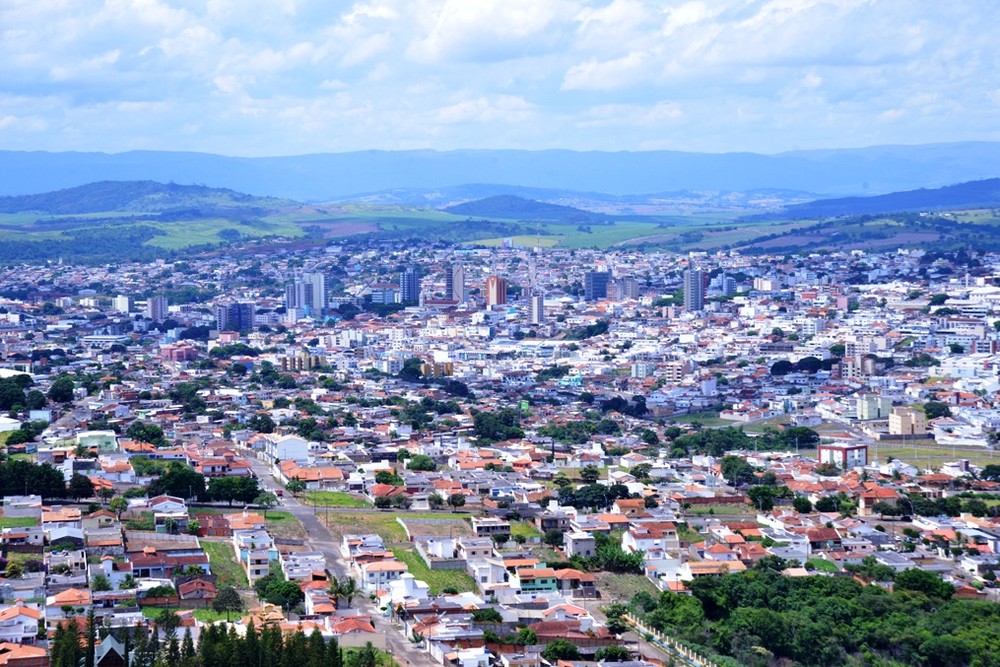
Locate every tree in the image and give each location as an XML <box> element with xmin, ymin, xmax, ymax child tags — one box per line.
<box><xmin>923</xmin><ymin>401</ymin><xmax>952</xmax><ymax>420</ymax></box>
<box><xmin>406</xmin><ymin>454</ymin><xmax>437</xmax><ymax>471</ymax></box>
<box><xmin>255</xmin><ymin>492</ymin><xmax>279</xmax><ymax>517</ymax></box>
<box><xmin>580</xmin><ymin>465</ymin><xmax>601</xmax><ymax>484</ymax></box>
<box><xmin>91</xmin><ymin>573</ymin><xmax>112</xmax><ymax>591</ymax></box>
<box><xmin>447</xmin><ymin>493</ymin><xmax>466</xmax><ymax>509</ymax></box>
<box><xmin>428</xmin><ymin>494</ymin><xmax>444</xmax><ymax>510</ymax></box>
<box><xmin>792</xmin><ymin>496</ymin><xmax>813</xmax><ymax>513</ymax></box>
<box><xmin>286</xmin><ymin>479</ymin><xmax>306</xmax><ymax>496</ymax></box>
<box><xmin>48</xmin><ymin>376</ymin><xmax>75</xmax><ymax>403</ymax></box>
<box><xmin>542</xmin><ymin>639</ymin><xmax>581</xmax><ymax>662</ymax></box>
<box><xmin>125</xmin><ymin>421</ymin><xmax>166</xmax><ymax>446</ymax></box>
<box><xmin>720</xmin><ymin>456</ymin><xmax>755</xmax><ymax>486</ymax></box>
<box><xmin>25</xmin><ymin>390</ymin><xmax>47</xmax><ymax>410</ymax></box>
<box><xmin>543</xmin><ymin>529</ymin><xmax>565</xmax><ymax>548</ymax></box>
<box><xmin>4</xmin><ymin>561</ymin><xmax>23</xmax><ymax>579</ymax></box>
<box><xmin>148</xmin><ymin>462</ymin><xmax>205</xmax><ymax>500</ymax></box>
<box><xmin>68</xmin><ymin>473</ymin><xmax>94</xmax><ymax>500</ymax></box>
<box><xmin>747</xmin><ymin>485</ymin><xmax>776</xmax><ymax>511</ymax></box>
<box><xmin>109</xmin><ymin>497</ymin><xmax>128</xmax><ymax>519</ymax></box>
<box><xmin>594</xmin><ymin>646</ymin><xmax>631</xmax><ymax>662</ymax></box>
<box><xmin>895</xmin><ymin>568</ymin><xmax>954</xmax><ymax>599</ymax></box>
<box><xmin>212</xmin><ymin>586</ymin><xmax>244</xmax><ymax>621</ymax></box>
<box><xmin>119</xmin><ymin>574</ymin><xmax>137</xmax><ymax>590</ymax></box>
<box><xmin>872</xmin><ymin>501</ymin><xmax>900</xmax><ymax>518</ymax></box>
<box><xmin>336</xmin><ymin>577</ymin><xmax>358</xmax><ymax>608</ymax></box>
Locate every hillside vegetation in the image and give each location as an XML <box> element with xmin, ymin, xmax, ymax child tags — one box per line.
<box><xmin>443</xmin><ymin>195</ymin><xmax>610</xmax><ymax>223</ymax></box>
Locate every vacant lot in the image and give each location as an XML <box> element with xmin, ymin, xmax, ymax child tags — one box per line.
<box><xmin>304</xmin><ymin>491</ymin><xmax>369</xmax><ymax>508</ymax></box>
<box><xmin>322</xmin><ymin>511</ymin><xmax>461</xmax><ymax>544</ymax></box>
<box><xmin>201</xmin><ymin>538</ymin><xmax>249</xmax><ymax>589</ymax></box>
<box><xmin>391</xmin><ymin>547</ymin><xmax>477</xmax><ymax>594</ymax></box>
<box><xmin>595</xmin><ymin>572</ymin><xmax>661</xmax><ymax>602</ymax></box>
<box><xmin>0</xmin><ymin>516</ymin><xmax>39</xmax><ymax>529</ymax></box>
<box><xmin>871</xmin><ymin>443</ymin><xmax>1000</xmax><ymax>469</ymax></box>
<box><xmin>265</xmin><ymin>511</ymin><xmax>306</xmax><ymax>540</ymax></box>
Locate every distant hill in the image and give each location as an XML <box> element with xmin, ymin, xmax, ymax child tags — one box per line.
<box><xmin>764</xmin><ymin>178</ymin><xmax>1000</xmax><ymax>219</ymax></box>
<box><xmin>2</xmin><ymin>142</ymin><xmax>999</xmax><ymax>200</ymax></box>
<box><xmin>442</xmin><ymin>195</ymin><xmax>608</xmax><ymax>222</ymax></box>
<box><xmin>0</xmin><ymin>180</ymin><xmax>293</xmax><ymax>215</ymax></box>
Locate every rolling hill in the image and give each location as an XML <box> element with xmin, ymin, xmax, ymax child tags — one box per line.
<box><xmin>442</xmin><ymin>195</ymin><xmax>609</xmax><ymax>222</ymax></box>
<box><xmin>0</xmin><ymin>180</ymin><xmax>293</xmax><ymax>215</ymax></box>
<box><xmin>2</xmin><ymin>142</ymin><xmax>999</xmax><ymax>200</ymax></box>
<box><xmin>763</xmin><ymin>178</ymin><xmax>1000</xmax><ymax>219</ymax></box>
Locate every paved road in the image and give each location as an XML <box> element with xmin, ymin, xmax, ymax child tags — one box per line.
<box><xmin>247</xmin><ymin>456</ymin><xmax>435</xmax><ymax>667</ymax></box>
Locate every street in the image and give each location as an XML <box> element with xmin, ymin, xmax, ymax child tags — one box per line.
<box><xmin>246</xmin><ymin>456</ymin><xmax>436</xmax><ymax>667</ymax></box>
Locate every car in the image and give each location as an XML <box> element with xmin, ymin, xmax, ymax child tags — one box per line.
<box><xmin>275</xmin><ymin>489</ymin><xmax>283</xmax><ymax>497</ymax></box>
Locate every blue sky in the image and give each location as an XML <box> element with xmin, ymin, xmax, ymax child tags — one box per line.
<box><xmin>1</xmin><ymin>0</ymin><xmax>998</xmax><ymax>156</ymax></box>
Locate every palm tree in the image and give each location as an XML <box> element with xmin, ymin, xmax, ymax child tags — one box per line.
<box><xmin>338</xmin><ymin>576</ymin><xmax>358</xmax><ymax>608</ymax></box>
<box><xmin>327</xmin><ymin>575</ymin><xmax>340</xmax><ymax>605</ymax></box>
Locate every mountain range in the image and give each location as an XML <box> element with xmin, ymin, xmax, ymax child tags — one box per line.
<box><xmin>1</xmin><ymin>141</ymin><xmax>999</xmax><ymax>201</ymax></box>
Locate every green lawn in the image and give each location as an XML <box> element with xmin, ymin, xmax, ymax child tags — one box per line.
<box><xmin>806</xmin><ymin>558</ymin><xmax>839</xmax><ymax>573</ymax></box>
<box><xmin>390</xmin><ymin>547</ymin><xmax>477</xmax><ymax>594</ymax></box>
<box><xmin>201</xmin><ymin>539</ymin><xmax>249</xmax><ymax>589</ymax></box>
<box><xmin>0</xmin><ymin>516</ymin><xmax>39</xmax><ymax>529</ymax></box>
<box><xmin>304</xmin><ymin>491</ymin><xmax>369</xmax><ymax>508</ymax></box>
<box><xmin>510</xmin><ymin>521</ymin><xmax>541</xmax><ymax>539</ymax></box>
<box><xmin>676</xmin><ymin>523</ymin><xmax>702</xmax><ymax>543</ymax></box>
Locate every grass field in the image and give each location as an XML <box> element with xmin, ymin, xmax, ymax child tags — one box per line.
<box><xmin>869</xmin><ymin>443</ymin><xmax>1000</xmax><ymax>469</ymax></box>
<box><xmin>321</xmin><ymin>511</ymin><xmax>454</xmax><ymax>544</ymax></box>
<box><xmin>201</xmin><ymin>539</ymin><xmax>249</xmax><ymax>589</ymax></box>
<box><xmin>0</xmin><ymin>516</ymin><xmax>39</xmax><ymax>529</ymax></box>
<box><xmin>510</xmin><ymin>521</ymin><xmax>542</xmax><ymax>539</ymax></box>
<box><xmin>683</xmin><ymin>504</ymin><xmax>752</xmax><ymax>516</ymax></box>
<box><xmin>391</xmin><ymin>547</ymin><xmax>477</xmax><ymax>594</ymax></box>
<box><xmin>806</xmin><ymin>558</ymin><xmax>839</xmax><ymax>573</ymax></box>
<box><xmin>595</xmin><ymin>572</ymin><xmax>661</xmax><ymax>602</ymax></box>
<box><xmin>265</xmin><ymin>511</ymin><xmax>306</xmax><ymax>540</ymax></box>
<box><xmin>304</xmin><ymin>491</ymin><xmax>369</xmax><ymax>508</ymax></box>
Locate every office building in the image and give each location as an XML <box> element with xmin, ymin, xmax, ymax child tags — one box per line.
<box><xmin>684</xmin><ymin>268</ymin><xmax>705</xmax><ymax>311</ymax></box>
<box><xmin>485</xmin><ymin>276</ymin><xmax>507</xmax><ymax>307</ymax></box>
<box><xmin>400</xmin><ymin>268</ymin><xmax>421</xmax><ymax>303</ymax></box>
<box><xmin>145</xmin><ymin>296</ymin><xmax>168</xmax><ymax>322</ymax></box>
<box><xmin>216</xmin><ymin>302</ymin><xmax>256</xmax><ymax>331</ymax></box>
<box><xmin>445</xmin><ymin>264</ymin><xmax>466</xmax><ymax>303</ymax></box>
<box><xmin>584</xmin><ymin>271</ymin><xmax>611</xmax><ymax>301</ymax></box>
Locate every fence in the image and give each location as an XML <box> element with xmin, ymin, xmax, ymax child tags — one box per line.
<box><xmin>624</xmin><ymin>613</ymin><xmax>723</xmax><ymax>667</ymax></box>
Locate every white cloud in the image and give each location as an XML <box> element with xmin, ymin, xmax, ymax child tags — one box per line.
<box><xmin>0</xmin><ymin>0</ymin><xmax>997</xmax><ymax>155</ymax></box>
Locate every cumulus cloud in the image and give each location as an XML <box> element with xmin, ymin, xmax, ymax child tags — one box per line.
<box><xmin>0</xmin><ymin>0</ymin><xmax>997</xmax><ymax>154</ymax></box>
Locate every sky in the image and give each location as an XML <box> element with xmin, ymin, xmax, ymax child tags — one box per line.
<box><xmin>1</xmin><ymin>0</ymin><xmax>999</xmax><ymax>157</ymax></box>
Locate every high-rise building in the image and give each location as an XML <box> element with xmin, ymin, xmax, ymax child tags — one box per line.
<box><xmin>285</xmin><ymin>272</ymin><xmax>326</xmax><ymax>314</ymax></box>
<box><xmin>610</xmin><ymin>278</ymin><xmax>639</xmax><ymax>301</ymax></box>
<box><xmin>216</xmin><ymin>302</ymin><xmax>256</xmax><ymax>331</ymax></box>
<box><xmin>529</xmin><ymin>293</ymin><xmax>545</xmax><ymax>324</ymax></box>
<box><xmin>445</xmin><ymin>264</ymin><xmax>466</xmax><ymax>303</ymax></box>
<box><xmin>400</xmin><ymin>268</ymin><xmax>421</xmax><ymax>303</ymax></box>
<box><xmin>684</xmin><ymin>268</ymin><xmax>705</xmax><ymax>312</ymax></box>
<box><xmin>113</xmin><ymin>295</ymin><xmax>132</xmax><ymax>313</ymax></box>
<box><xmin>485</xmin><ymin>275</ymin><xmax>507</xmax><ymax>306</ymax></box>
<box><xmin>145</xmin><ymin>296</ymin><xmax>168</xmax><ymax>322</ymax></box>
<box><xmin>584</xmin><ymin>271</ymin><xmax>611</xmax><ymax>301</ymax></box>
